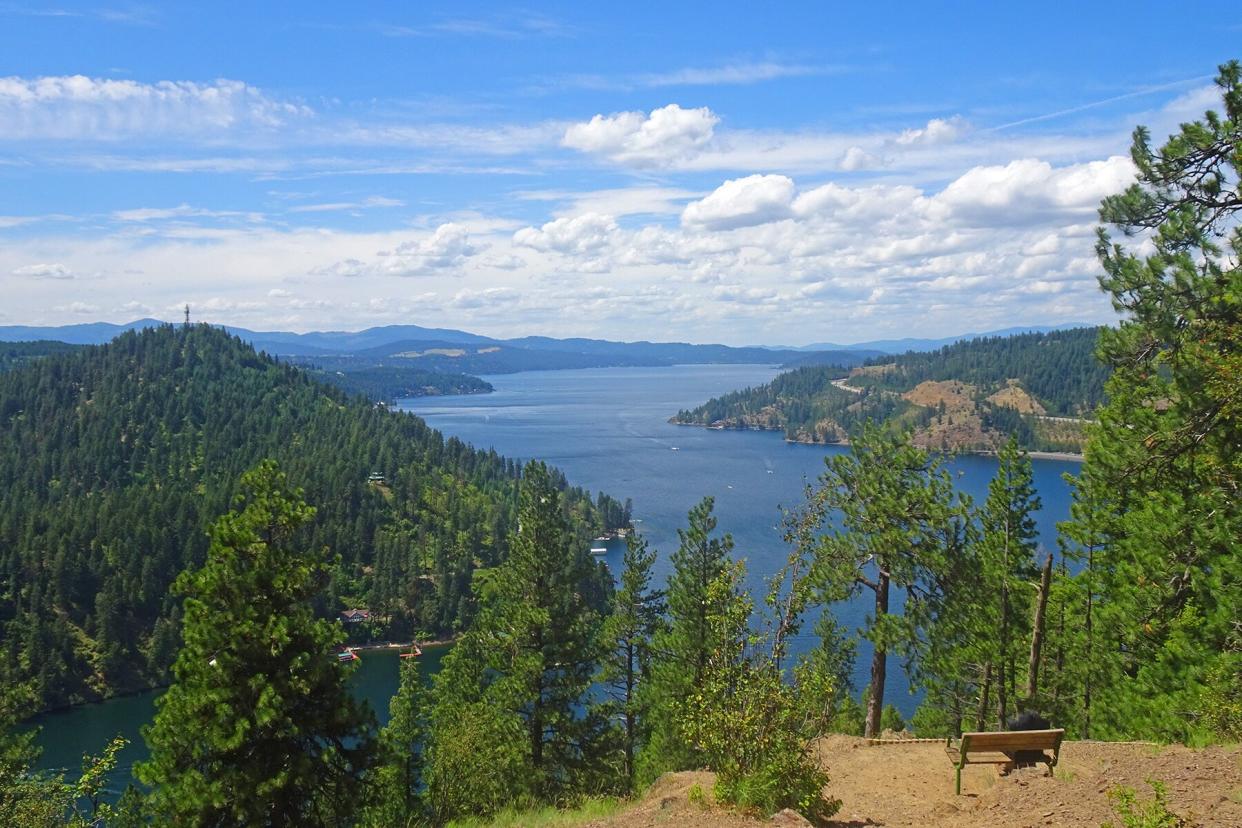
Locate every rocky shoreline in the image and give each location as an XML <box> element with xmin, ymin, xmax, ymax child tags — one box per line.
<box><xmin>670</xmin><ymin>419</ymin><xmax>1084</xmax><ymax>461</ymax></box>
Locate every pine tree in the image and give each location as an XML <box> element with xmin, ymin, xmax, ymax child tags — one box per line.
<box><xmin>425</xmin><ymin>461</ymin><xmax>609</xmax><ymax>820</ymax></box>
<box><xmin>977</xmin><ymin>437</ymin><xmax>1041</xmax><ymax>727</ymax></box>
<box><xmin>137</xmin><ymin>461</ymin><xmax>378</xmax><ymax>826</ymax></box>
<box><xmin>907</xmin><ymin>509</ymin><xmax>981</xmax><ymax>737</ymax></box>
<box><xmin>1065</xmin><ymin>60</ymin><xmax>1242</xmax><ymax>742</ymax></box>
<box><xmin>361</xmin><ymin>659</ymin><xmax>429</xmax><ymax>827</ymax></box>
<box><xmin>596</xmin><ymin>532</ymin><xmax>666</xmax><ymax>791</ymax></box>
<box><xmin>809</xmin><ymin>425</ymin><xmax>963</xmax><ymax>738</ymax></box>
<box><xmin>639</xmin><ymin>497</ymin><xmax>733</xmax><ymax>782</ymax></box>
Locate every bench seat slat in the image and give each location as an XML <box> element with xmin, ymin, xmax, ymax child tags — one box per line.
<box><xmin>959</xmin><ymin>729</ymin><xmax>1063</xmax><ymax>751</ymax></box>
<box><xmin>957</xmin><ymin>751</ymin><xmax>1053</xmax><ymax>765</ymax></box>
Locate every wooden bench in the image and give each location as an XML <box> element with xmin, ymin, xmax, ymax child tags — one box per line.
<box><xmin>945</xmin><ymin>729</ymin><xmax>1064</xmax><ymax>795</ymax></box>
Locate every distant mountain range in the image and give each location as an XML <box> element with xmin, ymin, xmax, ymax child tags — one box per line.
<box><xmin>0</xmin><ymin>319</ymin><xmax>879</xmax><ymax>375</ymax></box>
<box><xmin>0</xmin><ymin>319</ymin><xmax>1098</xmax><ymax>357</ymax></box>
<box><xmin>787</xmin><ymin>324</ymin><xmax>1097</xmax><ymax>354</ymax></box>
<box><xmin>0</xmin><ymin>319</ymin><xmax>490</xmax><ymax>354</ymax></box>
<box><xmin>0</xmin><ymin>320</ymin><xmax>1101</xmax><ymax>406</ymax></box>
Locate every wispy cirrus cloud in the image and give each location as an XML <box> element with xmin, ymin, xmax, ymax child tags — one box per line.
<box><xmin>111</xmin><ymin>204</ymin><xmax>264</xmax><ymax>222</ymax></box>
<box><xmin>988</xmin><ymin>74</ymin><xmax>1212</xmax><ymax>131</ymax></box>
<box><xmin>12</xmin><ymin>262</ymin><xmax>76</xmax><ymax>279</ymax></box>
<box><xmin>0</xmin><ymin>75</ymin><xmax>309</xmax><ymax>141</ymax></box>
<box><xmin>642</xmin><ymin>61</ymin><xmax>851</xmax><ymax>87</ymax></box>
<box><xmin>288</xmin><ymin>196</ymin><xmax>404</xmax><ymax>213</ymax></box>
<box><xmin>0</xmin><ymin>3</ymin><xmax>160</xmax><ymax>25</ymax></box>
<box><xmin>365</xmin><ymin>11</ymin><xmax>574</xmax><ymax>40</ymax></box>
<box><xmin>539</xmin><ymin>60</ymin><xmax>853</xmax><ymax>93</ymax></box>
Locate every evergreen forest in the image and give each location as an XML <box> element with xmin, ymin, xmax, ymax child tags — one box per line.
<box><xmin>0</xmin><ymin>341</ymin><xmax>84</xmax><ymax>374</ymax></box>
<box><xmin>675</xmin><ymin>327</ymin><xmax>1109</xmax><ymax>452</ymax></box>
<box><xmin>0</xmin><ymin>325</ymin><xmax>625</xmax><ymax>711</ymax></box>
<box><xmin>300</xmin><ymin>361</ymin><xmax>495</xmax><ymax>402</ymax></box>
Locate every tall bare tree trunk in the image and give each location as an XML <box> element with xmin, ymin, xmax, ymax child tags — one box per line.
<box><xmin>1025</xmin><ymin>554</ymin><xmax>1053</xmax><ymax>701</ymax></box>
<box><xmin>864</xmin><ymin>574</ymin><xmax>890</xmax><ymax>738</ymax></box>
<box><xmin>997</xmin><ymin>582</ymin><xmax>1009</xmax><ymax>727</ymax></box>
<box><xmin>1083</xmin><ymin>546</ymin><xmax>1094</xmax><ymax>739</ymax></box>
<box><xmin>996</xmin><ymin>520</ymin><xmax>1012</xmax><ymax>727</ymax></box>
<box><xmin>1052</xmin><ymin>558</ymin><xmax>1067</xmax><ymax>710</ymax></box>
<box><xmin>976</xmin><ymin>662</ymin><xmax>992</xmax><ymax>731</ymax></box>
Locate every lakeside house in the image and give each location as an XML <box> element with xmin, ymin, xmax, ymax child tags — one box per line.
<box><xmin>339</xmin><ymin>608</ymin><xmax>371</xmax><ymax>624</ymax></box>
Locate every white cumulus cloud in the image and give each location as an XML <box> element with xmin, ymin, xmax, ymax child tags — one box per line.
<box><xmin>375</xmin><ymin>223</ymin><xmax>482</xmax><ymax>276</ymax></box>
<box><xmin>513</xmin><ymin>213</ymin><xmax>620</xmax><ymax>254</ymax></box>
<box><xmin>450</xmin><ymin>287</ymin><xmax>521</xmax><ymax>309</ymax></box>
<box><xmin>681</xmin><ymin>174</ymin><xmax>796</xmax><ymax>230</ymax></box>
<box><xmin>895</xmin><ymin>115</ymin><xmax>969</xmax><ymax>146</ymax></box>
<box><xmin>562</xmin><ymin>104</ymin><xmax>718</xmax><ymax>166</ymax></box>
<box><xmin>840</xmin><ymin>145</ymin><xmax>880</xmax><ymax>171</ymax></box>
<box><xmin>931</xmin><ymin>155</ymin><xmax>1134</xmax><ymax>224</ymax></box>
<box><xmin>313</xmin><ymin>223</ymin><xmax>483</xmax><ymax>279</ymax></box>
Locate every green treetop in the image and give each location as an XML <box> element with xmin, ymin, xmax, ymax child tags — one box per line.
<box><xmin>1067</xmin><ymin>60</ymin><xmax>1241</xmax><ymax>742</ymax></box>
<box><xmin>977</xmin><ymin>437</ymin><xmax>1042</xmax><ymax>727</ymax></box>
<box><xmin>596</xmin><ymin>532</ymin><xmax>666</xmax><ymax>791</ymax></box>
<box><xmin>426</xmin><ymin>461</ymin><xmax>610</xmax><ymax>821</ymax></box>
<box><xmin>360</xmin><ymin>658</ymin><xmax>430</xmax><ymax>827</ymax></box>
<box><xmin>809</xmin><ymin>424</ymin><xmax>964</xmax><ymax>738</ymax></box>
<box><xmin>638</xmin><ymin>496</ymin><xmax>733</xmax><ymax>782</ymax></box>
<box><xmin>137</xmin><ymin>460</ymin><xmax>378</xmax><ymax>826</ymax></box>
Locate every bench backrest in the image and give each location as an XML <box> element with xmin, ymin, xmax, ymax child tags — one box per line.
<box><xmin>961</xmin><ymin>728</ymin><xmax>1064</xmax><ymax>753</ymax></box>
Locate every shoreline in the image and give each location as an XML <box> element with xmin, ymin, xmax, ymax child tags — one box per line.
<box><xmin>30</xmin><ymin>636</ymin><xmax>462</xmax><ymax>720</ymax></box>
<box><xmin>348</xmin><ymin>636</ymin><xmax>458</xmax><ymax>652</ymax></box>
<box><xmin>671</xmin><ymin>419</ymin><xmax>1084</xmax><ymax>462</ymax></box>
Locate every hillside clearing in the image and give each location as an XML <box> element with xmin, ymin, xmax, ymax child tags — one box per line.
<box><xmin>574</xmin><ymin>737</ymin><xmax>1241</xmax><ymax>827</ymax></box>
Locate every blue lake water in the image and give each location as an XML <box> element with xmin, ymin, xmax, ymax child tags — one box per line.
<box><xmin>35</xmin><ymin>363</ymin><xmax>1079</xmax><ymax>787</ymax></box>
<box><xmin>403</xmin><ymin>364</ymin><xmax>1079</xmax><ymax>713</ymax></box>
<box><xmin>33</xmin><ymin>646</ymin><xmax>449</xmax><ymax>794</ymax></box>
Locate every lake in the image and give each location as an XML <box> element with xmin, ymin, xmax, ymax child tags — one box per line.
<box><xmin>35</xmin><ymin>363</ymin><xmax>1079</xmax><ymax>789</ymax></box>
<box><xmin>405</xmin><ymin>364</ymin><xmax>1078</xmax><ymax>704</ymax></box>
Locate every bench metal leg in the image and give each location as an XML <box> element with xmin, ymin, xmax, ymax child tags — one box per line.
<box><xmin>955</xmin><ymin>765</ymin><xmax>962</xmax><ymax>796</ymax></box>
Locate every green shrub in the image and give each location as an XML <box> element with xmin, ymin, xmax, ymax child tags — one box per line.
<box><xmin>681</xmin><ymin>566</ymin><xmax>841</xmax><ymax>822</ymax></box>
<box><xmin>1103</xmin><ymin>780</ymin><xmax>1186</xmax><ymax>828</ymax></box>
<box><xmin>880</xmin><ymin>704</ymin><xmax>906</xmax><ymax>734</ymax></box>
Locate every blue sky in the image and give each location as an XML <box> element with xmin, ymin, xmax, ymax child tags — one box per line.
<box><xmin>1</xmin><ymin>2</ymin><xmax>1238</xmax><ymax>343</ymax></box>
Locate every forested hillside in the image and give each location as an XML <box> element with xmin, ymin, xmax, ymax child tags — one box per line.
<box><xmin>845</xmin><ymin>327</ymin><xmax>1108</xmax><ymax>415</ymax></box>
<box><xmin>0</xmin><ymin>341</ymin><xmax>83</xmax><ymax>373</ymax></box>
<box><xmin>674</xmin><ymin>327</ymin><xmax>1107</xmax><ymax>453</ymax></box>
<box><xmin>298</xmin><ymin>360</ymin><xmax>494</xmax><ymax>401</ymax></box>
<box><xmin>0</xmin><ymin>325</ymin><xmax>624</xmax><ymax>711</ymax></box>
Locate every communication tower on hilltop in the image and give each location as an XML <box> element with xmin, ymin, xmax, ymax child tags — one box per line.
<box><xmin>184</xmin><ymin>304</ymin><xmax>190</xmax><ymax>326</ymax></box>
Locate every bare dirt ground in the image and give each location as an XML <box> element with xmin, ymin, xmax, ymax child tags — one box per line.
<box><xmin>986</xmin><ymin>381</ymin><xmax>1047</xmax><ymax>415</ymax></box>
<box><xmin>902</xmin><ymin>380</ymin><xmax>977</xmax><ymax>412</ymax></box>
<box><xmin>587</xmin><ymin>737</ymin><xmax>1242</xmax><ymax>827</ymax></box>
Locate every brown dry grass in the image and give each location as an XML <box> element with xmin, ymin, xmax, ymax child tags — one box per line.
<box><xmin>986</xmin><ymin>380</ymin><xmax>1047</xmax><ymax>415</ymax></box>
<box><xmin>584</xmin><ymin>738</ymin><xmax>1242</xmax><ymax>828</ymax></box>
<box><xmin>902</xmin><ymin>380</ymin><xmax>976</xmax><ymax>412</ymax></box>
